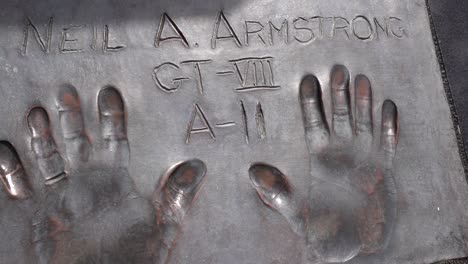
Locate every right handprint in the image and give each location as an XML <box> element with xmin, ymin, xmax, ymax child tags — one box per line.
<box><xmin>249</xmin><ymin>65</ymin><xmax>398</xmax><ymax>263</ymax></box>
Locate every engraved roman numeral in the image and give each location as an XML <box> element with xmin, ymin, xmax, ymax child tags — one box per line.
<box><xmin>228</xmin><ymin>57</ymin><xmax>280</xmax><ymax>92</ymax></box>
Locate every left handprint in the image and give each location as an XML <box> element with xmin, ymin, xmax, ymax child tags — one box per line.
<box><xmin>0</xmin><ymin>85</ymin><xmax>206</xmax><ymax>264</ymax></box>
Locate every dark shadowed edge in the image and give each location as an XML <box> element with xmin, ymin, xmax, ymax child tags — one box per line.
<box><xmin>426</xmin><ymin>0</ymin><xmax>468</xmax><ymax>263</ymax></box>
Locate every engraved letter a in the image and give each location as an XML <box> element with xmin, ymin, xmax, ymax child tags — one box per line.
<box><xmin>185</xmin><ymin>104</ymin><xmax>216</xmax><ymax>144</ymax></box>
<box><xmin>155</xmin><ymin>13</ymin><xmax>189</xmax><ymax>48</ymax></box>
<box><xmin>211</xmin><ymin>11</ymin><xmax>242</xmax><ymax>49</ymax></box>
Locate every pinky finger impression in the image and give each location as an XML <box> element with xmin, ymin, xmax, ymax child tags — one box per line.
<box><xmin>380</xmin><ymin>100</ymin><xmax>398</xmax><ymax>168</ymax></box>
<box><xmin>0</xmin><ymin>142</ymin><xmax>30</xmax><ymax>199</ymax></box>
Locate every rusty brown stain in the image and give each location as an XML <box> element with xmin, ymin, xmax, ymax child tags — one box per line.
<box><xmin>62</xmin><ymin>93</ymin><xmax>80</xmax><ymax>110</ymax></box>
<box><xmin>332</xmin><ymin>69</ymin><xmax>345</xmax><ymax>86</ymax></box>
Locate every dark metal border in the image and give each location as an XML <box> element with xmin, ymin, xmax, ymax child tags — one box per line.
<box><xmin>425</xmin><ymin>0</ymin><xmax>468</xmax><ymax>177</ymax></box>
<box><xmin>426</xmin><ymin>0</ymin><xmax>468</xmax><ymax>263</ymax></box>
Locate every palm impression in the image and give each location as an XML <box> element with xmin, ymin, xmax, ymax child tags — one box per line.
<box><xmin>249</xmin><ymin>65</ymin><xmax>398</xmax><ymax>263</ymax></box>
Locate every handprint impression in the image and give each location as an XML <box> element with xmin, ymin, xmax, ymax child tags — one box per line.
<box><xmin>0</xmin><ymin>85</ymin><xmax>206</xmax><ymax>264</ymax></box>
<box><xmin>249</xmin><ymin>65</ymin><xmax>398</xmax><ymax>263</ymax></box>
